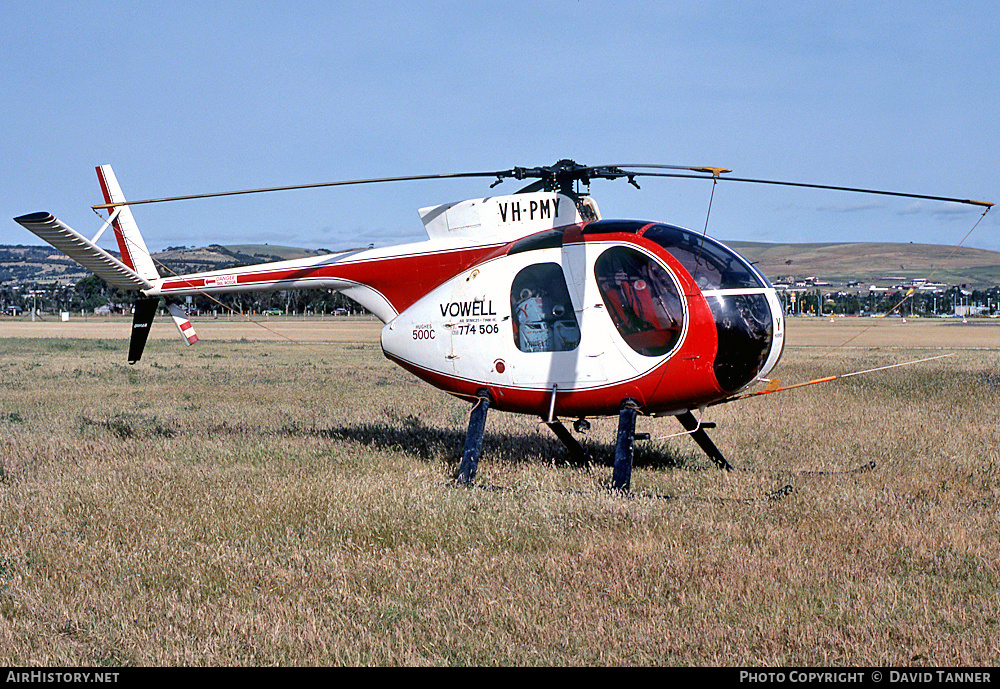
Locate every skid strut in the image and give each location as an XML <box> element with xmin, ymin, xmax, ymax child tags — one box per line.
<box><xmin>676</xmin><ymin>411</ymin><xmax>732</xmax><ymax>471</ymax></box>
<box><xmin>612</xmin><ymin>400</ymin><xmax>639</xmax><ymax>492</ymax></box>
<box><xmin>456</xmin><ymin>390</ymin><xmax>491</xmax><ymax>485</ymax></box>
<box><xmin>544</xmin><ymin>418</ymin><xmax>591</xmax><ymax>464</ymax></box>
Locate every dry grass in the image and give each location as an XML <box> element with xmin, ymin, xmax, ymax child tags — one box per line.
<box><xmin>0</xmin><ymin>316</ymin><xmax>998</xmax><ymax>666</ymax></box>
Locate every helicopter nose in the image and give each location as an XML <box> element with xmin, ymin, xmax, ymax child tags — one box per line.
<box><xmin>708</xmin><ymin>289</ymin><xmax>783</xmax><ymax>392</ymax></box>
<box><xmin>758</xmin><ymin>290</ymin><xmax>785</xmax><ymax>379</ymax></box>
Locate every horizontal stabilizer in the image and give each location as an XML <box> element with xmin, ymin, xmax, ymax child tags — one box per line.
<box><xmin>13</xmin><ymin>212</ymin><xmax>152</xmax><ymax>290</ymax></box>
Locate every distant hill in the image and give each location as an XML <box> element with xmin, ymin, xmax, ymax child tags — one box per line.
<box><xmin>726</xmin><ymin>241</ymin><xmax>1000</xmax><ymax>288</ymax></box>
<box><xmin>0</xmin><ymin>245</ymin><xmax>89</xmax><ymax>285</ymax></box>
<box><xmin>0</xmin><ymin>244</ymin><xmax>331</xmax><ymax>286</ymax></box>
<box><xmin>152</xmin><ymin>244</ymin><xmax>332</xmax><ymax>277</ymax></box>
<box><xmin>2</xmin><ymin>240</ymin><xmax>999</xmax><ymax>288</ymax></box>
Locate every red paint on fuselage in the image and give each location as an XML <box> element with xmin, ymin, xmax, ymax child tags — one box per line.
<box><xmin>384</xmin><ymin>226</ymin><xmax>728</xmax><ymax>418</ymax></box>
<box><xmin>159</xmin><ymin>243</ymin><xmax>509</xmax><ymax>316</ymax></box>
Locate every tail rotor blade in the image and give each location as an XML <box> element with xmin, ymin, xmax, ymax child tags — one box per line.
<box><xmin>167</xmin><ymin>302</ymin><xmax>199</xmax><ymax>346</ymax></box>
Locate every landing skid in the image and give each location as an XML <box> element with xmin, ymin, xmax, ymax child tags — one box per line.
<box><xmin>457</xmin><ymin>396</ymin><xmax>732</xmax><ymax>493</ymax></box>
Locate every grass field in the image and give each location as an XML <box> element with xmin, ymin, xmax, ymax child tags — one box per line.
<box><xmin>1</xmin><ymin>315</ymin><xmax>998</xmax><ymax>666</ymax></box>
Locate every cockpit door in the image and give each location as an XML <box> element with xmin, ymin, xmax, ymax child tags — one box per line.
<box><xmin>504</xmin><ymin>248</ymin><xmax>606</xmax><ymax>388</ymax></box>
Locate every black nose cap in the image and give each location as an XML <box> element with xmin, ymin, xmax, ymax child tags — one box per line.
<box><xmin>709</xmin><ymin>293</ymin><xmax>775</xmax><ymax>392</ymax></box>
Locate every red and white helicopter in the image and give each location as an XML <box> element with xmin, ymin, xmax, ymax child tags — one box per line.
<box><xmin>14</xmin><ymin>161</ymin><xmax>992</xmax><ymax>491</ymax></box>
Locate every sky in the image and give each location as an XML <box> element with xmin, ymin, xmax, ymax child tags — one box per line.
<box><xmin>3</xmin><ymin>1</ymin><xmax>998</xmax><ymax>256</ymax></box>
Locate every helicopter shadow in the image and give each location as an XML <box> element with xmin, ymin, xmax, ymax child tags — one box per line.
<box><xmin>316</xmin><ymin>409</ymin><xmax>693</xmax><ymax>473</ymax></box>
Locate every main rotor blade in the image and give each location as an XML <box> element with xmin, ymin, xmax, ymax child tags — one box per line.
<box><xmin>90</xmin><ymin>161</ymin><xmax>731</xmax><ymax>210</ymax></box>
<box><xmin>617</xmin><ymin>169</ymin><xmax>994</xmax><ymax>208</ymax></box>
<box><xmin>590</xmin><ymin>163</ymin><xmax>732</xmax><ymax>176</ymax></box>
<box><xmin>92</xmin><ymin>170</ymin><xmax>511</xmax><ymax>210</ymax></box>
<box><xmin>90</xmin><ymin>160</ymin><xmax>993</xmax><ymax>211</ymax></box>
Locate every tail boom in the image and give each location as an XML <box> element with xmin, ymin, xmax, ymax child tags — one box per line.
<box><xmin>145</xmin><ymin>241</ymin><xmax>505</xmax><ymax>323</ymax></box>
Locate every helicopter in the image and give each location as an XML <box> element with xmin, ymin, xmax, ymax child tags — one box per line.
<box><xmin>13</xmin><ymin>160</ymin><xmax>993</xmax><ymax>492</ymax></box>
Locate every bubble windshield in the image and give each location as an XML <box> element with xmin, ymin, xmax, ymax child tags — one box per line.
<box><xmin>640</xmin><ymin>224</ymin><xmax>765</xmax><ymax>291</ymax></box>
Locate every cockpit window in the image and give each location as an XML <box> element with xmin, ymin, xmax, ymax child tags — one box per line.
<box><xmin>510</xmin><ymin>263</ymin><xmax>580</xmax><ymax>353</ymax></box>
<box><xmin>508</xmin><ymin>229</ymin><xmax>565</xmax><ymax>255</ymax></box>
<box><xmin>641</xmin><ymin>224</ymin><xmax>763</xmax><ymax>290</ymax></box>
<box><xmin>580</xmin><ymin>220</ymin><xmax>643</xmax><ymax>235</ymax></box>
<box><xmin>594</xmin><ymin>247</ymin><xmax>684</xmax><ymax>357</ymax></box>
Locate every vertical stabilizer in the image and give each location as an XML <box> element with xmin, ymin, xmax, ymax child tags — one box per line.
<box><xmin>96</xmin><ymin>165</ymin><xmax>160</xmax><ymax>282</ymax></box>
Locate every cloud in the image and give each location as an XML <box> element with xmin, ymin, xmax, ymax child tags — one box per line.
<box><xmin>815</xmin><ymin>202</ymin><xmax>885</xmax><ymax>213</ymax></box>
<box><xmin>897</xmin><ymin>201</ymin><xmax>982</xmax><ymax>219</ymax></box>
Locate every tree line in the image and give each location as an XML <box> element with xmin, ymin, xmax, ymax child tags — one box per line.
<box><xmin>780</xmin><ymin>286</ymin><xmax>1000</xmax><ymax>316</ymax></box>
<box><xmin>1</xmin><ymin>275</ymin><xmax>367</xmax><ymax>317</ymax></box>
<box><xmin>4</xmin><ymin>275</ymin><xmax>998</xmax><ymax>318</ymax></box>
